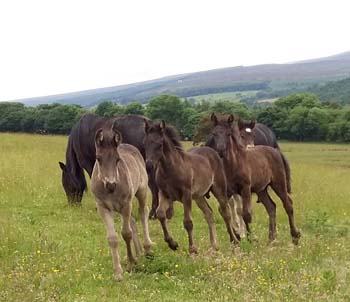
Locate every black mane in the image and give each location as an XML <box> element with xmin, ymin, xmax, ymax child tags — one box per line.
<box><xmin>164</xmin><ymin>125</ymin><xmax>183</xmax><ymax>151</ymax></box>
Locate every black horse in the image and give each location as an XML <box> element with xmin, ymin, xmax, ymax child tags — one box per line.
<box><xmin>58</xmin><ymin>113</ymin><xmax>161</xmax><ymax>219</ymax></box>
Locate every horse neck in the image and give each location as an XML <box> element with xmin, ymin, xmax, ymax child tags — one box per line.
<box><xmin>159</xmin><ymin>137</ymin><xmax>183</xmax><ymax>172</ymax></box>
<box><xmin>225</xmin><ymin>136</ymin><xmax>245</xmax><ymax>167</ymax></box>
<box><xmin>66</xmin><ymin>141</ymin><xmax>87</xmax><ymax>190</ymax></box>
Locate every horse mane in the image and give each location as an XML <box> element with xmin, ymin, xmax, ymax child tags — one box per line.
<box><xmin>163</xmin><ymin>125</ymin><xmax>184</xmax><ymax>151</ymax></box>
<box><xmin>66</xmin><ymin>122</ymin><xmax>88</xmax><ymax>193</ymax></box>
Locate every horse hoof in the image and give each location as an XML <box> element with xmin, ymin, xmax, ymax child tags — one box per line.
<box><xmin>168</xmin><ymin>240</ymin><xmax>179</xmax><ymax>251</ymax></box>
<box><xmin>114</xmin><ymin>273</ymin><xmax>123</xmax><ymax>281</ymax></box>
<box><xmin>189</xmin><ymin>246</ymin><xmax>198</xmax><ymax>254</ymax></box>
<box><xmin>292</xmin><ymin>231</ymin><xmax>301</xmax><ymax>245</ymax></box>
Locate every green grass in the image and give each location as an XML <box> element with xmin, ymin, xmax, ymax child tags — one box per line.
<box><xmin>1</xmin><ymin>133</ymin><xmax>350</xmax><ymax>301</ymax></box>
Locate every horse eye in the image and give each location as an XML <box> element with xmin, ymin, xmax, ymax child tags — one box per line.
<box><xmin>96</xmin><ymin>156</ymin><xmax>102</xmax><ymax>164</ymax></box>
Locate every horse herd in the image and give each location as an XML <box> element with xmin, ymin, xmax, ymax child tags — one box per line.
<box><xmin>58</xmin><ymin>113</ymin><xmax>301</xmax><ymax>280</ymax></box>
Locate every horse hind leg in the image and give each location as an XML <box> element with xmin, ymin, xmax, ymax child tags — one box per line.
<box><xmin>182</xmin><ymin>192</ymin><xmax>198</xmax><ymax>254</ymax></box>
<box><xmin>136</xmin><ymin>186</ymin><xmax>154</xmax><ymax>255</ymax></box>
<box><xmin>120</xmin><ymin>203</ymin><xmax>137</xmax><ymax>270</ymax></box>
<box><xmin>271</xmin><ymin>183</ymin><xmax>301</xmax><ymax>245</ymax></box>
<box><xmin>257</xmin><ymin>189</ymin><xmax>277</xmax><ymax>243</ymax></box>
<box><xmin>195</xmin><ymin>197</ymin><xmax>218</xmax><ymax>251</ymax></box>
<box><xmin>229</xmin><ymin>194</ymin><xmax>246</xmax><ymax>238</ymax></box>
<box><xmin>130</xmin><ymin>216</ymin><xmax>142</xmax><ymax>257</ymax></box>
<box><xmin>211</xmin><ymin>184</ymin><xmax>240</xmax><ymax>245</ymax></box>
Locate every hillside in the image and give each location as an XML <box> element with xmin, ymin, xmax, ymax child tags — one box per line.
<box><xmin>310</xmin><ymin>77</ymin><xmax>350</xmax><ymax>104</ymax></box>
<box><xmin>18</xmin><ymin>51</ymin><xmax>350</xmax><ymax>107</ymax></box>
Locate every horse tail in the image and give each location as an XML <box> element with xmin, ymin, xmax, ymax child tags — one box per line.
<box><xmin>279</xmin><ymin>150</ymin><xmax>291</xmax><ymax>193</ymax></box>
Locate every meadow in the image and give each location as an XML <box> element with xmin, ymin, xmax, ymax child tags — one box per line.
<box><xmin>1</xmin><ymin>133</ymin><xmax>350</xmax><ymax>301</ymax></box>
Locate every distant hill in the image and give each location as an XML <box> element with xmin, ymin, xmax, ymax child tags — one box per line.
<box><xmin>17</xmin><ymin>51</ymin><xmax>350</xmax><ymax>107</ymax></box>
<box><xmin>310</xmin><ymin>77</ymin><xmax>350</xmax><ymax>104</ymax></box>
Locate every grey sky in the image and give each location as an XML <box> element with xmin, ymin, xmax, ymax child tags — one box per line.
<box><xmin>0</xmin><ymin>0</ymin><xmax>349</xmax><ymax>101</ymax></box>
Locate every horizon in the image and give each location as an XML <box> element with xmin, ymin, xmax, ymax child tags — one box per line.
<box><xmin>1</xmin><ymin>0</ymin><xmax>350</xmax><ymax>101</ymax></box>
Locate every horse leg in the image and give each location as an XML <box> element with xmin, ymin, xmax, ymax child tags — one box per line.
<box><xmin>257</xmin><ymin>189</ymin><xmax>277</xmax><ymax>242</ymax></box>
<box><xmin>156</xmin><ymin>191</ymin><xmax>178</xmax><ymax>250</ymax></box>
<box><xmin>136</xmin><ymin>186</ymin><xmax>154</xmax><ymax>255</ymax></box>
<box><xmin>182</xmin><ymin>192</ymin><xmax>197</xmax><ymax>254</ymax></box>
<box><xmin>147</xmin><ymin>163</ymin><xmax>158</xmax><ymax>219</ymax></box>
<box><xmin>120</xmin><ymin>202</ymin><xmax>137</xmax><ymax>270</ymax></box>
<box><xmin>229</xmin><ymin>194</ymin><xmax>246</xmax><ymax>238</ymax></box>
<box><xmin>241</xmin><ymin>185</ymin><xmax>253</xmax><ymax>240</ymax></box>
<box><xmin>130</xmin><ymin>216</ymin><xmax>142</xmax><ymax>258</ymax></box>
<box><xmin>212</xmin><ymin>186</ymin><xmax>240</xmax><ymax>245</ymax></box>
<box><xmin>195</xmin><ymin>197</ymin><xmax>218</xmax><ymax>251</ymax></box>
<box><xmin>96</xmin><ymin>203</ymin><xmax>123</xmax><ymax>281</ymax></box>
<box><xmin>271</xmin><ymin>183</ymin><xmax>301</xmax><ymax>245</ymax></box>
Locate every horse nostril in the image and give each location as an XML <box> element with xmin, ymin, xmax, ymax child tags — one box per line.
<box><xmin>145</xmin><ymin>160</ymin><xmax>154</xmax><ymax>171</ymax></box>
<box><xmin>105</xmin><ymin>182</ymin><xmax>116</xmax><ymax>193</ymax></box>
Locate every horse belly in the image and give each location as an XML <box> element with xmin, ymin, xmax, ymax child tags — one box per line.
<box><xmin>250</xmin><ymin>170</ymin><xmax>271</xmax><ymax>192</ymax></box>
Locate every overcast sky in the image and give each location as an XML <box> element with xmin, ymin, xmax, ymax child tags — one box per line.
<box><xmin>0</xmin><ymin>0</ymin><xmax>349</xmax><ymax>101</ymax></box>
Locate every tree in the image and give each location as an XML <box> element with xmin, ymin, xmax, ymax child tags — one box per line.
<box><xmin>45</xmin><ymin>104</ymin><xmax>84</xmax><ymax>134</ymax></box>
<box><xmin>95</xmin><ymin>101</ymin><xmax>114</xmax><ymax>117</ymax></box>
<box><xmin>146</xmin><ymin>95</ymin><xmax>185</xmax><ymax>130</ymax></box>
<box><xmin>210</xmin><ymin>101</ymin><xmax>251</xmax><ymax>119</ymax></box>
<box><xmin>124</xmin><ymin>101</ymin><xmax>145</xmax><ymax>115</ymax></box>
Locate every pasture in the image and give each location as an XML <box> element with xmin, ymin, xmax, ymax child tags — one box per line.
<box><xmin>1</xmin><ymin>133</ymin><xmax>350</xmax><ymax>301</ymax></box>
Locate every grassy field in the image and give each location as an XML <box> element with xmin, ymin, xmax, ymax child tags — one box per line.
<box><xmin>1</xmin><ymin>133</ymin><xmax>350</xmax><ymax>302</ymax></box>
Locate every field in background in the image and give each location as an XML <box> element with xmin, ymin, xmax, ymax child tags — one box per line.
<box><xmin>186</xmin><ymin>90</ymin><xmax>257</xmax><ymax>103</ymax></box>
<box><xmin>1</xmin><ymin>133</ymin><xmax>350</xmax><ymax>301</ymax></box>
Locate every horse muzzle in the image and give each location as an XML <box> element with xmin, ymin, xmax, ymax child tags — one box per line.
<box><xmin>105</xmin><ymin>181</ymin><xmax>117</xmax><ymax>193</ymax></box>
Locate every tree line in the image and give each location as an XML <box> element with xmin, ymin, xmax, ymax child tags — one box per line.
<box><xmin>1</xmin><ymin>92</ymin><xmax>350</xmax><ymax>142</ymax></box>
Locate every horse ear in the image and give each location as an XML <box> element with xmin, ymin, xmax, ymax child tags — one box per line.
<box><xmin>111</xmin><ymin>120</ymin><xmax>119</xmax><ymax>133</ymax></box>
<box><xmin>211</xmin><ymin>113</ymin><xmax>218</xmax><ymax>125</ymax></box>
<box><xmin>144</xmin><ymin>120</ymin><xmax>150</xmax><ymax>133</ymax></box>
<box><xmin>59</xmin><ymin>161</ymin><xmax>66</xmax><ymax>171</ymax></box>
<box><xmin>249</xmin><ymin>120</ymin><xmax>256</xmax><ymax>129</ymax></box>
<box><xmin>237</xmin><ymin>119</ymin><xmax>245</xmax><ymax>130</ymax></box>
<box><xmin>95</xmin><ymin>128</ymin><xmax>104</xmax><ymax>147</ymax></box>
<box><xmin>227</xmin><ymin>114</ymin><xmax>235</xmax><ymax>124</ymax></box>
<box><xmin>113</xmin><ymin>130</ymin><xmax>122</xmax><ymax>146</ymax></box>
<box><xmin>160</xmin><ymin>120</ymin><xmax>166</xmax><ymax>131</ymax></box>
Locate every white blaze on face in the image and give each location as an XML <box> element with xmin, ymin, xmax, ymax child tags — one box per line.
<box><xmin>245</xmin><ymin>128</ymin><xmax>252</xmax><ymax>133</ymax></box>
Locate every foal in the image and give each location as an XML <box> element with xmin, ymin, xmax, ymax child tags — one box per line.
<box><xmin>210</xmin><ymin>114</ymin><xmax>301</xmax><ymax>244</ymax></box>
<box><xmin>144</xmin><ymin>120</ymin><xmax>239</xmax><ymax>254</ymax></box>
<box><xmin>91</xmin><ymin>125</ymin><xmax>153</xmax><ymax>281</ymax></box>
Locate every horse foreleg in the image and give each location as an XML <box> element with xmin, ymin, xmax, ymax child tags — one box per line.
<box><xmin>96</xmin><ymin>203</ymin><xmax>123</xmax><ymax>281</ymax></box>
<box><xmin>157</xmin><ymin>192</ymin><xmax>178</xmax><ymax>250</ymax></box>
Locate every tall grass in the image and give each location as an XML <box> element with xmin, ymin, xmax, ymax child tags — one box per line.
<box><xmin>1</xmin><ymin>133</ymin><xmax>350</xmax><ymax>301</ymax></box>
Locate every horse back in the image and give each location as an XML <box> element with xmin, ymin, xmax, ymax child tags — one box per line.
<box><xmin>253</xmin><ymin>123</ymin><xmax>279</xmax><ymax>148</ymax></box>
<box><xmin>247</xmin><ymin>146</ymin><xmax>286</xmax><ymax>190</ymax></box>
<box><xmin>118</xmin><ymin>144</ymin><xmax>148</xmax><ymax>189</ymax></box>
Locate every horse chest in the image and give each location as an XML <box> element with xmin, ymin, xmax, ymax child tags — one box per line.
<box><xmin>92</xmin><ymin>181</ymin><xmax>131</xmax><ymax>213</ymax></box>
<box><xmin>156</xmin><ymin>172</ymin><xmax>186</xmax><ymax>201</ymax></box>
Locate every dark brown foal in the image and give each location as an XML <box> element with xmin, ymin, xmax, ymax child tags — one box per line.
<box><xmin>210</xmin><ymin>114</ymin><xmax>301</xmax><ymax>245</ymax></box>
<box><xmin>144</xmin><ymin>120</ymin><xmax>239</xmax><ymax>254</ymax></box>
